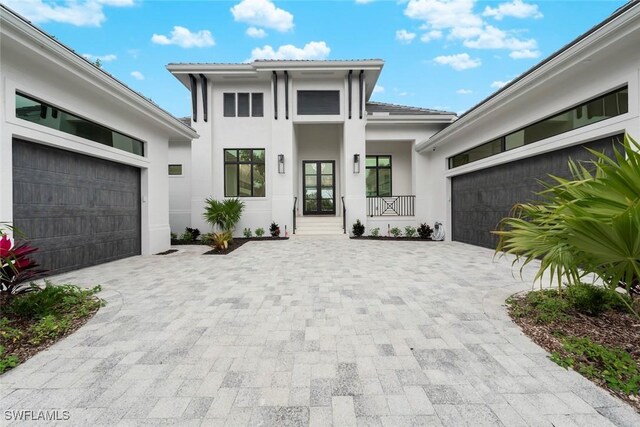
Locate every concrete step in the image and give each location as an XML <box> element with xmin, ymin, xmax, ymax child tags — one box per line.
<box><xmin>294</xmin><ymin>216</ymin><xmax>344</xmax><ymax>235</ymax></box>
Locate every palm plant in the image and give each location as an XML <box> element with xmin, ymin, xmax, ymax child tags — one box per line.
<box><xmin>203</xmin><ymin>198</ymin><xmax>244</xmax><ymax>232</ymax></box>
<box><xmin>494</xmin><ymin>134</ymin><xmax>639</xmax><ymax>318</ymax></box>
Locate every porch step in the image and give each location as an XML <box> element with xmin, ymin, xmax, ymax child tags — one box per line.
<box><xmin>294</xmin><ymin>216</ymin><xmax>345</xmax><ymax>236</ymax></box>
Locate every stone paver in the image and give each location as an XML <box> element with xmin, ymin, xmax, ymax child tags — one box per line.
<box><xmin>1</xmin><ymin>237</ymin><xmax>639</xmax><ymax>426</ymax></box>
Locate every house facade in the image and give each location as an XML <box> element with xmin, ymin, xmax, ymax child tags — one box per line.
<box><xmin>418</xmin><ymin>0</ymin><xmax>640</xmax><ymax>249</ymax></box>
<box><xmin>167</xmin><ymin>60</ymin><xmax>455</xmax><ymax>236</ymax></box>
<box><xmin>1</xmin><ymin>5</ymin><xmax>197</xmax><ymax>275</ymax></box>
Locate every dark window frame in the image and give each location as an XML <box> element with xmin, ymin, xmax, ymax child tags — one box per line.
<box><xmin>15</xmin><ymin>91</ymin><xmax>145</xmax><ymax>156</ymax></box>
<box><xmin>168</xmin><ymin>164</ymin><xmax>183</xmax><ymax>176</ymax></box>
<box><xmin>448</xmin><ymin>85</ymin><xmax>629</xmax><ymax>169</ymax></box>
<box><xmin>366</xmin><ymin>155</ymin><xmax>392</xmax><ymax>197</ymax></box>
<box><xmin>297</xmin><ymin>90</ymin><xmax>341</xmax><ymax>115</ymax></box>
<box><xmin>222</xmin><ymin>92</ymin><xmax>264</xmax><ymax>118</ymax></box>
<box><xmin>223</xmin><ymin>148</ymin><xmax>266</xmax><ymax>197</ymax></box>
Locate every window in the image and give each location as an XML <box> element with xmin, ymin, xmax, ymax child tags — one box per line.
<box><xmin>168</xmin><ymin>164</ymin><xmax>183</xmax><ymax>176</ymax></box>
<box><xmin>448</xmin><ymin>86</ymin><xmax>629</xmax><ymax>169</ymax></box>
<box><xmin>223</xmin><ymin>92</ymin><xmax>264</xmax><ymax>117</ymax></box>
<box><xmin>15</xmin><ymin>92</ymin><xmax>144</xmax><ymax>156</ymax></box>
<box><xmin>366</xmin><ymin>155</ymin><xmax>392</xmax><ymax>197</ymax></box>
<box><xmin>297</xmin><ymin>90</ymin><xmax>340</xmax><ymax>115</ymax></box>
<box><xmin>224</xmin><ymin>149</ymin><xmax>265</xmax><ymax>197</ymax></box>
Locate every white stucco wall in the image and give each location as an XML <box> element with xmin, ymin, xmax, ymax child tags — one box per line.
<box><xmin>423</xmin><ymin>23</ymin><xmax>640</xmax><ymax>241</ymax></box>
<box><xmin>168</xmin><ymin>140</ymin><xmax>192</xmax><ymax>234</ymax></box>
<box><xmin>1</xmin><ymin>22</ymin><xmax>194</xmax><ymax>255</ymax></box>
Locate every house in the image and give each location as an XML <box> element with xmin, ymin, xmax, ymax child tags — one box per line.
<box><xmin>166</xmin><ymin>60</ymin><xmax>456</xmax><ymax>236</ymax></box>
<box><xmin>417</xmin><ymin>0</ymin><xmax>640</xmax><ymax>248</ymax></box>
<box><xmin>0</xmin><ymin>5</ymin><xmax>198</xmax><ymax>275</ymax></box>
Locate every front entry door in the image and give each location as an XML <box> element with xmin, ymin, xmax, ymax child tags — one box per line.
<box><xmin>303</xmin><ymin>160</ymin><xmax>335</xmax><ymax>215</ymax></box>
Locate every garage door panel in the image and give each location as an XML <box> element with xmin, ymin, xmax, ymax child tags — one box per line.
<box><xmin>451</xmin><ymin>135</ymin><xmax>620</xmax><ymax>249</ymax></box>
<box><xmin>12</xmin><ymin>139</ymin><xmax>141</xmax><ymax>275</ymax></box>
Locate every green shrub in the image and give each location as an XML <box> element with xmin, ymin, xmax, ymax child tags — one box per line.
<box><xmin>0</xmin><ymin>346</ymin><xmax>18</xmax><ymax>374</ymax></box>
<box><xmin>170</xmin><ymin>232</ymin><xmax>178</xmax><ymax>241</ymax></box>
<box><xmin>417</xmin><ymin>223</ymin><xmax>433</xmax><ymax>239</ymax></box>
<box><xmin>255</xmin><ymin>228</ymin><xmax>265</xmax><ymax>237</ymax></box>
<box><xmin>390</xmin><ymin>227</ymin><xmax>402</xmax><ymax>238</ymax></box>
<box><xmin>200</xmin><ymin>232</ymin><xmax>214</xmax><ymax>245</ymax></box>
<box><xmin>551</xmin><ymin>336</ymin><xmax>640</xmax><ymax>395</ymax></box>
<box><xmin>404</xmin><ymin>226</ymin><xmax>417</xmax><ymax>238</ymax></box>
<box><xmin>29</xmin><ymin>315</ymin><xmax>70</xmax><ymax>345</ymax></box>
<box><xmin>8</xmin><ymin>282</ymin><xmax>102</xmax><ymax>321</ymax></box>
<box><xmin>203</xmin><ymin>198</ymin><xmax>245</xmax><ymax>232</ymax></box>
<box><xmin>0</xmin><ymin>318</ymin><xmax>22</xmax><ymax>343</ymax></box>
<box><xmin>179</xmin><ymin>231</ymin><xmax>193</xmax><ymax>242</ymax></box>
<box><xmin>508</xmin><ymin>289</ymin><xmax>570</xmax><ymax>324</ymax></box>
<box><xmin>370</xmin><ymin>227</ymin><xmax>380</xmax><ymax>237</ymax></box>
<box><xmin>270</xmin><ymin>222</ymin><xmax>280</xmax><ymax>237</ymax></box>
<box><xmin>352</xmin><ymin>220</ymin><xmax>365</xmax><ymax>237</ymax></box>
<box><xmin>565</xmin><ymin>283</ymin><xmax>631</xmax><ymax>316</ymax></box>
<box><xmin>243</xmin><ymin>228</ymin><xmax>252</xmax><ymax>238</ymax></box>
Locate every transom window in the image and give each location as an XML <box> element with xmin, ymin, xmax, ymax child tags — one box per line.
<box><xmin>168</xmin><ymin>164</ymin><xmax>183</xmax><ymax>176</ymax></box>
<box><xmin>223</xmin><ymin>93</ymin><xmax>264</xmax><ymax>118</ymax></box>
<box><xmin>366</xmin><ymin>155</ymin><xmax>392</xmax><ymax>197</ymax></box>
<box><xmin>224</xmin><ymin>149</ymin><xmax>265</xmax><ymax>197</ymax></box>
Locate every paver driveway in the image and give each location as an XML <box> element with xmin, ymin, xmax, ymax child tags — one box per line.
<box><xmin>1</xmin><ymin>237</ymin><xmax>639</xmax><ymax>426</ymax></box>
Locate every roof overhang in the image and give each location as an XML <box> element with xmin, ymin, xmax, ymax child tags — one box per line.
<box><xmin>367</xmin><ymin>114</ymin><xmax>457</xmax><ymax>125</ymax></box>
<box><xmin>1</xmin><ymin>5</ymin><xmax>198</xmax><ymax>141</ymax></box>
<box><xmin>415</xmin><ymin>0</ymin><xmax>640</xmax><ymax>154</ymax></box>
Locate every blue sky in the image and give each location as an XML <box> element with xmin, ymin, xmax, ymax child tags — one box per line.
<box><xmin>5</xmin><ymin>0</ymin><xmax>627</xmax><ymax>118</ymax></box>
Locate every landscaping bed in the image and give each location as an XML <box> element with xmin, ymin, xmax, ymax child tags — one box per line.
<box><xmin>203</xmin><ymin>237</ymin><xmax>289</xmax><ymax>255</ymax></box>
<box><xmin>0</xmin><ymin>283</ymin><xmax>103</xmax><ymax>374</ymax></box>
<box><xmin>507</xmin><ymin>286</ymin><xmax>639</xmax><ymax>412</ymax></box>
<box><xmin>350</xmin><ymin>236</ymin><xmax>437</xmax><ymax>241</ymax></box>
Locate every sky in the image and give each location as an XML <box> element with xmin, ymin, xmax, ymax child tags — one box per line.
<box><xmin>4</xmin><ymin>0</ymin><xmax>629</xmax><ymax>118</ymax></box>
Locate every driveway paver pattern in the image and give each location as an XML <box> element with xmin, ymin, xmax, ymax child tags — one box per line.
<box><xmin>1</xmin><ymin>237</ymin><xmax>639</xmax><ymax>426</ymax></box>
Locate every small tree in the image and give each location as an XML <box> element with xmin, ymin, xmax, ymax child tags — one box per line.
<box><xmin>203</xmin><ymin>198</ymin><xmax>245</xmax><ymax>249</ymax></box>
<box><xmin>352</xmin><ymin>220</ymin><xmax>365</xmax><ymax>237</ymax></box>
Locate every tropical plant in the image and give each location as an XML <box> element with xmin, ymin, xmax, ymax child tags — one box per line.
<box><xmin>390</xmin><ymin>227</ymin><xmax>402</xmax><ymax>238</ymax></box>
<box><xmin>352</xmin><ymin>220</ymin><xmax>365</xmax><ymax>237</ymax></box>
<box><xmin>370</xmin><ymin>227</ymin><xmax>380</xmax><ymax>237</ymax></box>
<box><xmin>210</xmin><ymin>230</ymin><xmax>233</xmax><ymax>250</ymax></box>
<box><xmin>1</xmin><ymin>234</ymin><xmax>43</xmax><ymax>296</ymax></box>
<box><xmin>203</xmin><ymin>198</ymin><xmax>245</xmax><ymax>233</ymax></box>
<box><xmin>255</xmin><ymin>228</ymin><xmax>265</xmax><ymax>238</ymax></box>
<box><xmin>404</xmin><ymin>226</ymin><xmax>417</xmax><ymax>238</ymax></box>
<box><xmin>495</xmin><ymin>134</ymin><xmax>640</xmax><ymax>317</ymax></box>
<box><xmin>243</xmin><ymin>228</ymin><xmax>253</xmax><ymax>238</ymax></box>
<box><xmin>270</xmin><ymin>222</ymin><xmax>280</xmax><ymax>237</ymax></box>
<box><xmin>185</xmin><ymin>227</ymin><xmax>200</xmax><ymax>241</ymax></box>
<box><xmin>417</xmin><ymin>223</ymin><xmax>433</xmax><ymax>239</ymax></box>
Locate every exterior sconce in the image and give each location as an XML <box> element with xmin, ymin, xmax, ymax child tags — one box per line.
<box><xmin>278</xmin><ymin>154</ymin><xmax>285</xmax><ymax>174</ymax></box>
<box><xmin>353</xmin><ymin>154</ymin><xmax>360</xmax><ymax>173</ymax></box>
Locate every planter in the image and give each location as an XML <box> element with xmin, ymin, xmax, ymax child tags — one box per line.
<box><xmin>203</xmin><ymin>237</ymin><xmax>289</xmax><ymax>255</ymax></box>
<box><xmin>350</xmin><ymin>236</ymin><xmax>437</xmax><ymax>241</ymax></box>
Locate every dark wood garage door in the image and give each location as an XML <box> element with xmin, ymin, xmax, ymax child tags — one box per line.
<box><xmin>12</xmin><ymin>139</ymin><xmax>141</xmax><ymax>275</ymax></box>
<box><xmin>451</xmin><ymin>135</ymin><xmax>621</xmax><ymax>249</ymax></box>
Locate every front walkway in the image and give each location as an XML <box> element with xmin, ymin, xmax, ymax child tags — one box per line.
<box><xmin>1</xmin><ymin>237</ymin><xmax>638</xmax><ymax>426</ymax></box>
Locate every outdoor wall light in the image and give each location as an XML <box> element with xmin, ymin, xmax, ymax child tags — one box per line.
<box><xmin>278</xmin><ymin>154</ymin><xmax>285</xmax><ymax>174</ymax></box>
<box><xmin>353</xmin><ymin>154</ymin><xmax>360</xmax><ymax>173</ymax></box>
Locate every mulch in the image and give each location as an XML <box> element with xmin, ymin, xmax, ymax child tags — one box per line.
<box><xmin>154</xmin><ymin>249</ymin><xmax>178</xmax><ymax>255</ymax></box>
<box><xmin>351</xmin><ymin>236</ymin><xmax>438</xmax><ymax>241</ymax></box>
<box><xmin>203</xmin><ymin>237</ymin><xmax>289</xmax><ymax>255</ymax></box>
<box><xmin>508</xmin><ymin>294</ymin><xmax>640</xmax><ymax>411</ymax></box>
<box><xmin>0</xmin><ymin>294</ymin><xmax>101</xmax><ymax>372</ymax></box>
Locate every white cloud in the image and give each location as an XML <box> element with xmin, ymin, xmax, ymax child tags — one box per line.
<box><xmin>151</xmin><ymin>26</ymin><xmax>215</xmax><ymax>48</ymax></box>
<box><xmin>404</xmin><ymin>0</ymin><xmax>539</xmax><ymax>58</ymax></box>
<box><xmin>491</xmin><ymin>80</ymin><xmax>511</xmax><ymax>88</ymax></box>
<box><xmin>231</xmin><ymin>0</ymin><xmax>294</xmax><ymax>32</ymax></box>
<box><xmin>373</xmin><ymin>85</ymin><xmax>384</xmax><ymax>94</ymax></box>
<box><xmin>82</xmin><ymin>53</ymin><xmax>117</xmax><ymax>62</ymax></box>
<box><xmin>483</xmin><ymin>0</ymin><xmax>543</xmax><ymax>21</ymax></box>
<box><xmin>509</xmin><ymin>48</ymin><xmax>540</xmax><ymax>59</ymax></box>
<box><xmin>250</xmin><ymin>41</ymin><xmax>330</xmax><ymax>60</ymax></box>
<box><xmin>130</xmin><ymin>71</ymin><xmax>144</xmax><ymax>80</ymax></box>
<box><xmin>456</xmin><ymin>89</ymin><xmax>472</xmax><ymax>94</ymax></box>
<box><xmin>396</xmin><ymin>29</ymin><xmax>416</xmax><ymax>44</ymax></box>
<box><xmin>3</xmin><ymin>0</ymin><xmax>134</xmax><ymax>27</ymax></box>
<box><xmin>420</xmin><ymin>30</ymin><xmax>442</xmax><ymax>43</ymax></box>
<box><xmin>246</xmin><ymin>27</ymin><xmax>267</xmax><ymax>38</ymax></box>
<box><xmin>434</xmin><ymin>53</ymin><xmax>481</xmax><ymax>71</ymax></box>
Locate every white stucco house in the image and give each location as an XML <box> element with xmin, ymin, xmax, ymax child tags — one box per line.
<box><xmin>166</xmin><ymin>61</ymin><xmax>456</xmax><ymax>236</ymax></box>
<box><xmin>167</xmin><ymin>1</ymin><xmax>640</xmax><ymax>246</ymax></box>
<box><xmin>0</xmin><ymin>5</ymin><xmax>197</xmax><ymax>274</ymax></box>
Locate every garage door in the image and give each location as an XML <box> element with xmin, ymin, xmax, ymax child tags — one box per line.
<box><xmin>12</xmin><ymin>139</ymin><xmax>141</xmax><ymax>275</ymax></box>
<box><xmin>451</xmin><ymin>135</ymin><xmax>620</xmax><ymax>249</ymax></box>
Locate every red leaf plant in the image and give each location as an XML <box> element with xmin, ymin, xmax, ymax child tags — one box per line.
<box><xmin>0</xmin><ymin>234</ymin><xmax>45</xmax><ymax>295</ymax></box>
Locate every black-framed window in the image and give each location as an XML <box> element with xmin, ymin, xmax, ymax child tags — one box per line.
<box><xmin>366</xmin><ymin>155</ymin><xmax>392</xmax><ymax>197</ymax></box>
<box><xmin>223</xmin><ymin>93</ymin><xmax>264</xmax><ymax>117</ymax></box>
<box><xmin>297</xmin><ymin>90</ymin><xmax>340</xmax><ymax>115</ymax></box>
<box><xmin>15</xmin><ymin>92</ymin><xmax>144</xmax><ymax>156</ymax></box>
<box><xmin>224</xmin><ymin>149</ymin><xmax>265</xmax><ymax>197</ymax></box>
<box><xmin>448</xmin><ymin>85</ymin><xmax>629</xmax><ymax>169</ymax></box>
<box><xmin>168</xmin><ymin>164</ymin><xmax>183</xmax><ymax>176</ymax></box>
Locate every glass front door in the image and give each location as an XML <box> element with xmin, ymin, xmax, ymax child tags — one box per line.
<box><xmin>303</xmin><ymin>161</ymin><xmax>335</xmax><ymax>215</ymax></box>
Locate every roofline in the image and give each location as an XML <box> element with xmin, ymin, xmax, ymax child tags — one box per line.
<box><xmin>367</xmin><ymin>115</ymin><xmax>457</xmax><ymax>124</ymax></box>
<box><xmin>1</xmin><ymin>5</ymin><xmax>198</xmax><ymax>140</ymax></box>
<box><xmin>416</xmin><ymin>0</ymin><xmax>640</xmax><ymax>153</ymax></box>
